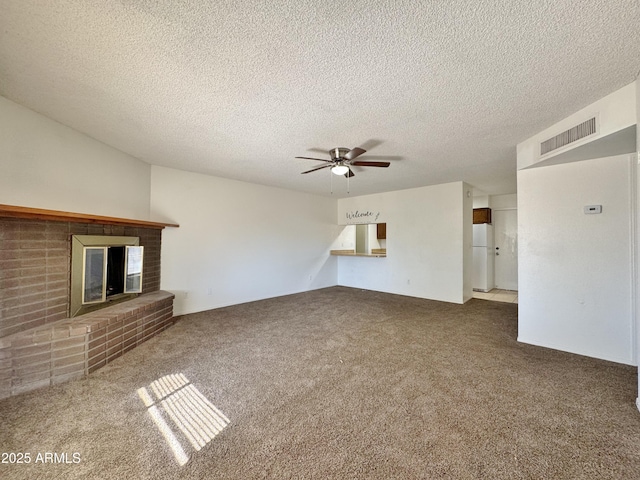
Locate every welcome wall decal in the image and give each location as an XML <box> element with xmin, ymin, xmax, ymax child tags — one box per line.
<box><xmin>345</xmin><ymin>210</ymin><xmax>381</xmax><ymax>223</ymax></box>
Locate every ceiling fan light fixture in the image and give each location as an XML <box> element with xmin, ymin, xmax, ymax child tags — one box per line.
<box><xmin>331</xmin><ymin>164</ymin><xmax>349</xmax><ymax>175</ymax></box>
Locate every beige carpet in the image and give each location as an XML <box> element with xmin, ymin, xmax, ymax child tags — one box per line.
<box><xmin>1</xmin><ymin>286</ymin><xmax>639</xmax><ymax>479</ymax></box>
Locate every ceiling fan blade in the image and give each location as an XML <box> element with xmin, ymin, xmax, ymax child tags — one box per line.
<box><xmin>344</xmin><ymin>168</ymin><xmax>355</xmax><ymax>178</ymax></box>
<box><xmin>301</xmin><ymin>164</ymin><xmax>333</xmax><ymax>174</ymax></box>
<box><xmin>356</xmin><ymin>155</ymin><xmax>403</xmax><ymax>161</ymax></box>
<box><xmin>359</xmin><ymin>139</ymin><xmax>383</xmax><ymax>151</ymax></box>
<box><xmin>350</xmin><ymin>161</ymin><xmax>390</xmax><ymax>167</ymax></box>
<box><xmin>296</xmin><ymin>156</ymin><xmax>332</xmax><ymax>163</ymax></box>
<box><xmin>344</xmin><ymin>147</ymin><xmax>366</xmax><ymax>161</ymax></box>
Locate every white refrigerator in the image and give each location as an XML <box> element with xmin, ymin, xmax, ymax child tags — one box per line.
<box><xmin>473</xmin><ymin>224</ymin><xmax>495</xmax><ymax>292</ymax></box>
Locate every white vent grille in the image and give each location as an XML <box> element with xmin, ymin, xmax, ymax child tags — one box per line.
<box><xmin>540</xmin><ymin>117</ymin><xmax>597</xmax><ymax>156</ymax></box>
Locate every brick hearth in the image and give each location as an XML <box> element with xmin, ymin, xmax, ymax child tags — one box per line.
<box><xmin>0</xmin><ymin>291</ymin><xmax>174</xmax><ymax>399</ymax></box>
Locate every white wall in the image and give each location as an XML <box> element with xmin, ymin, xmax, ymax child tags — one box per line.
<box><xmin>490</xmin><ymin>194</ymin><xmax>517</xmax><ymax>210</ymax></box>
<box><xmin>333</xmin><ymin>225</ymin><xmax>356</xmax><ymax>251</ymax></box>
<box><xmin>0</xmin><ymin>96</ymin><xmax>151</xmax><ymax>219</ymax></box>
<box><xmin>336</xmin><ymin>182</ymin><xmax>471</xmax><ymax>304</ymax></box>
<box><xmin>517</xmin><ymin>82</ymin><xmax>636</xmax><ymax>170</ymax></box>
<box><xmin>150</xmin><ymin>166</ymin><xmax>339</xmax><ymax>315</ymax></box>
<box><xmin>518</xmin><ymin>154</ymin><xmax>635</xmax><ymax>365</ymax></box>
<box><xmin>367</xmin><ymin>224</ymin><xmax>384</xmax><ymax>251</ymax></box>
<box><xmin>472</xmin><ymin>194</ymin><xmax>517</xmax><ymax>212</ymax></box>
<box><xmin>473</xmin><ymin>196</ymin><xmax>489</xmax><ymax>209</ymax></box>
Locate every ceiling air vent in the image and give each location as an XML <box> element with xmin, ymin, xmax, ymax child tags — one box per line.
<box><xmin>540</xmin><ymin>117</ymin><xmax>597</xmax><ymax>156</ymax></box>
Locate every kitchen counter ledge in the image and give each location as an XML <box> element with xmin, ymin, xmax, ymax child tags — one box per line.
<box><xmin>330</xmin><ymin>249</ymin><xmax>386</xmax><ymax>257</ymax></box>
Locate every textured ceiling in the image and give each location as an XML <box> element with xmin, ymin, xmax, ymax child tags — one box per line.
<box><xmin>1</xmin><ymin>1</ymin><xmax>639</xmax><ymax>198</ymax></box>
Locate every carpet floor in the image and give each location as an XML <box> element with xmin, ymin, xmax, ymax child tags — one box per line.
<box><xmin>1</xmin><ymin>286</ymin><xmax>639</xmax><ymax>479</ymax></box>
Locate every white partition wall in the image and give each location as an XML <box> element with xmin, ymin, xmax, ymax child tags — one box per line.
<box><xmin>337</xmin><ymin>182</ymin><xmax>472</xmax><ymax>304</ymax></box>
<box><xmin>518</xmin><ymin>154</ymin><xmax>635</xmax><ymax>365</ymax></box>
<box><xmin>517</xmin><ymin>81</ymin><xmax>638</xmax><ymax>371</ymax></box>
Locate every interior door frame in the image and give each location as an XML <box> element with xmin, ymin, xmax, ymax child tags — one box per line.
<box><xmin>493</xmin><ymin>207</ymin><xmax>518</xmax><ymax>291</ymax></box>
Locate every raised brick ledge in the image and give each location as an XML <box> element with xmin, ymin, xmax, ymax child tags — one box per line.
<box><xmin>0</xmin><ymin>291</ymin><xmax>175</xmax><ymax>399</ymax></box>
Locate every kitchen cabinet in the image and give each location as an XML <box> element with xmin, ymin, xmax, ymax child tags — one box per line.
<box><xmin>473</xmin><ymin>208</ymin><xmax>491</xmax><ymax>224</ymax></box>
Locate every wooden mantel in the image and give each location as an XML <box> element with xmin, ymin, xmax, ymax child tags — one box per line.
<box><xmin>0</xmin><ymin>204</ymin><xmax>179</xmax><ymax>229</ymax></box>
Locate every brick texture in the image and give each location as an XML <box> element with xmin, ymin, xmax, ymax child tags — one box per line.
<box><xmin>0</xmin><ymin>290</ymin><xmax>175</xmax><ymax>399</ymax></box>
<box><xmin>0</xmin><ymin>218</ymin><xmax>163</xmax><ymax>338</ymax></box>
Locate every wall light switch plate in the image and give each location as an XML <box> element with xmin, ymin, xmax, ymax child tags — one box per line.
<box><xmin>584</xmin><ymin>205</ymin><xmax>602</xmax><ymax>214</ymax></box>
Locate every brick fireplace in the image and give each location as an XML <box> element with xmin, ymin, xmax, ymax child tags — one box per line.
<box><xmin>0</xmin><ymin>205</ymin><xmax>178</xmax><ymax>399</ymax></box>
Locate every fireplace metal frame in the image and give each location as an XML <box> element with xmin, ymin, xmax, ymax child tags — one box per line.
<box><xmin>71</xmin><ymin>235</ymin><xmax>143</xmax><ymax>317</ymax></box>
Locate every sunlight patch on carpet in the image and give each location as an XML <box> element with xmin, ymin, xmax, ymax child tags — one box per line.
<box><xmin>137</xmin><ymin>373</ymin><xmax>230</xmax><ymax>466</ymax></box>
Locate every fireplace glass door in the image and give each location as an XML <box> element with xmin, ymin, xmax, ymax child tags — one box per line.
<box><xmin>83</xmin><ymin>247</ymin><xmax>107</xmax><ymax>304</ymax></box>
<box><xmin>72</xmin><ymin>235</ymin><xmax>143</xmax><ymax>317</ymax></box>
<box><xmin>124</xmin><ymin>246</ymin><xmax>143</xmax><ymax>293</ymax></box>
<box><xmin>79</xmin><ymin>244</ymin><xmax>143</xmax><ymax>305</ymax></box>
